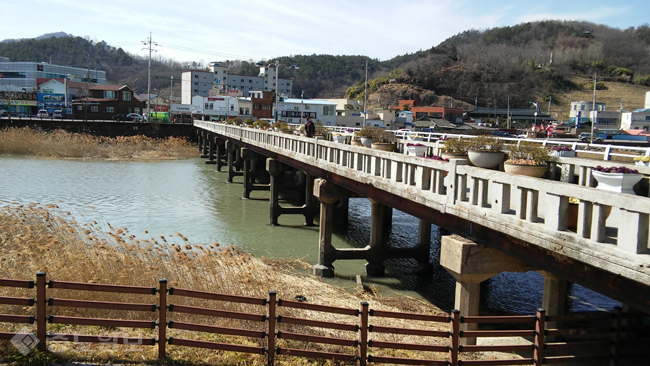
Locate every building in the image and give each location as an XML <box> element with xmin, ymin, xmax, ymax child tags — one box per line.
<box><xmin>191</xmin><ymin>95</ymin><xmax>239</xmax><ymax>121</ymax></box>
<box><xmin>208</xmin><ymin>62</ymin><xmax>294</xmax><ymax>98</ymax></box>
<box><xmin>323</xmin><ymin>99</ymin><xmax>364</xmax><ymax>127</ymax></box>
<box><xmin>278</xmin><ymin>98</ymin><xmax>337</xmax><ymax>126</ymax></box>
<box><xmin>0</xmin><ymin>60</ymin><xmax>106</xmax><ymax>91</ymax></box>
<box><xmin>251</xmin><ymin>91</ymin><xmax>274</xmax><ymax>120</ymax></box>
<box><xmin>396</xmin><ymin>100</ymin><xmax>463</xmax><ymax>124</ymax></box>
<box><xmin>181</xmin><ymin>70</ymin><xmax>214</xmax><ymax>105</ymax></box>
<box><xmin>621</xmin><ymin>109</ymin><xmax>650</xmax><ymax>131</ymax></box>
<box><xmin>71</xmin><ymin>84</ymin><xmax>142</xmax><ymax>120</ymax></box>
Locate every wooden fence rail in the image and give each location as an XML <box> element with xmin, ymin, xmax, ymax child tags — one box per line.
<box><xmin>1</xmin><ymin>273</ymin><xmax>649</xmax><ymax>365</ymax></box>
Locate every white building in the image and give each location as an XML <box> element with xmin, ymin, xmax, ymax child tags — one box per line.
<box><xmin>208</xmin><ymin>62</ymin><xmax>293</xmax><ymax>98</ymax></box>
<box><xmin>191</xmin><ymin>95</ymin><xmax>239</xmax><ymax>120</ymax></box>
<box><xmin>278</xmin><ymin>98</ymin><xmax>336</xmax><ymax>126</ymax></box>
<box><xmin>323</xmin><ymin>98</ymin><xmax>364</xmax><ymax>127</ymax></box>
<box><xmin>569</xmin><ymin>100</ymin><xmax>620</xmax><ymax>128</ymax></box>
<box><xmin>181</xmin><ymin>70</ymin><xmax>214</xmax><ymax>105</ymax></box>
<box><xmin>0</xmin><ymin>60</ymin><xmax>107</xmax><ymax>91</ymax></box>
<box><xmin>621</xmin><ymin>109</ymin><xmax>650</xmax><ymax>131</ymax></box>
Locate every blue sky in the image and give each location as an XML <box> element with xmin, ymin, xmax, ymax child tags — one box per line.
<box><xmin>2</xmin><ymin>0</ymin><xmax>648</xmax><ymax>63</ymax></box>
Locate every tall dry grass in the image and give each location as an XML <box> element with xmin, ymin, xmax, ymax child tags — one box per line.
<box><xmin>0</xmin><ymin>203</ymin><xmax>469</xmax><ymax>365</ymax></box>
<box><xmin>0</xmin><ymin>127</ymin><xmax>197</xmax><ymax>160</ymax></box>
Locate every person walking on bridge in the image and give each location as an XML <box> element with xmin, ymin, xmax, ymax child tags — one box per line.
<box><xmin>305</xmin><ymin>117</ymin><xmax>315</xmax><ymax>138</ymax></box>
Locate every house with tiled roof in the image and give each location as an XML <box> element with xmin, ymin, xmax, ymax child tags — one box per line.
<box><xmin>71</xmin><ymin>84</ymin><xmax>143</xmax><ymax>120</ymax></box>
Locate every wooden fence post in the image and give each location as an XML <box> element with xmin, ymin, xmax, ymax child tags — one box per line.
<box><xmin>267</xmin><ymin>291</ymin><xmax>277</xmax><ymax>366</ymax></box>
<box><xmin>158</xmin><ymin>279</ymin><xmax>167</xmax><ymax>359</ymax></box>
<box><xmin>36</xmin><ymin>272</ymin><xmax>46</xmax><ymax>351</ymax></box>
<box><xmin>449</xmin><ymin>309</ymin><xmax>460</xmax><ymax>366</ymax></box>
<box><xmin>359</xmin><ymin>302</ymin><xmax>369</xmax><ymax>366</ymax></box>
<box><xmin>610</xmin><ymin>306</ymin><xmax>622</xmax><ymax>366</ymax></box>
<box><xmin>534</xmin><ymin>308</ymin><xmax>546</xmax><ymax>366</ymax></box>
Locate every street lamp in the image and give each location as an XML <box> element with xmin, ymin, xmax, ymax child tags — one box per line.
<box><xmin>361</xmin><ymin>60</ymin><xmax>374</xmax><ymax>127</ymax></box>
<box><xmin>255</xmin><ymin>62</ymin><xmax>299</xmax><ymax>122</ymax></box>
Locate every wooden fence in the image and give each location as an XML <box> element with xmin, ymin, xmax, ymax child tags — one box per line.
<box><xmin>1</xmin><ymin>273</ymin><xmax>648</xmax><ymax>365</ymax></box>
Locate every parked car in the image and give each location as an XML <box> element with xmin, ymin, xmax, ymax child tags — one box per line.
<box><xmin>36</xmin><ymin>109</ymin><xmax>49</xmax><ymax>118</ymax></box>
<box><xmin>113</xmin><ymin>113</ymin><xmax>128</xmax><ymax>121</ymax></box>
<box><xmin>52</xmin><ymin>110</ymin><xmax>63</xmax><ymax>119</ymax></box>
<box><xmin>492</xmin><ymin>130</ymin><xmax>517</xmax><ymax>138</ymax></box>
<box><xmin>579</xmin><ymin>132</ymin><xmax>604</xmax><ymax>143</ymax></box>
<box><xmin>0</xmin><ymin>109</ymin><xmax>7</xmax><ymax>117</ymax></box>
<box><xmin>126</xmin><ymin>113</ymin><xmax>143</xmax><ymax>122</ymax></box>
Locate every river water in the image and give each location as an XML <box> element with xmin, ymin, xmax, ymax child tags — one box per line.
<box><xmin>0</xmin><ymin>156</ymin><xmax>619</xmax><ymax>314</ymax></box>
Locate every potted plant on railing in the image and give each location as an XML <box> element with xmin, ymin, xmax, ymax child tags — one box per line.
<box><xmin>355</xmin><ymin>126</ymin><xmax>375</xmax><ymax>147</ymax></box>
<box><xmin>550</xmin><ymin>146</ymin><xmax>576</xmax><ymax>158</ymax></box>
<box><xmin>467</xmin><ymin>135</ymin><xmax>505</xmax><ymax>169</ymax></box>
<box><xmin>503</xmin><ymin>141</ymin><xmax>554</xmax><ymax>177</ymax></box>
<box><xmin>370</xmin><ymin>127</ymin><xmax>396</xmax><ymax>152</ymax></box>
<box><xmin>634</xmin><ymin>156</ymin><xmax>650</xmax><ymax>167</ymax></box>
<box><xmin>252</xmin><ymin>119</ymin><xmax>269</xmax><ymax>130</ymax></box>
<box><xmin>332</xmin><ymin>132</ymin><xmax>347</xmax><ymax>144</ymax></box>
<box><xmin>592</xmin><ymin>165</ymin><xmax>642</xmax><ymax>195</ymax></box>
<box><xmin>406</xmin><ymin>142</ymin><xmax>427</xmax><ymax>157</ymax></box>
<box><xmin>440</xmin><ymin>138</ymin><xmax>471</xmax><ymax>161</ymax></box>
<box><xmin>408</xmin><ymin>134</ymin><xmax>423</xmax><ymax>141</ymax></box>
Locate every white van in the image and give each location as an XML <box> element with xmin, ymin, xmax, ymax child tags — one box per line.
<box><xmin>37</xmin><ymin>109</ymin><xmax>49</xmax><ymax>118</ymax></box>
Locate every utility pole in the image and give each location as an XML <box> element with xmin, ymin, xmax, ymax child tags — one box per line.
<box><xmin>142</xmin><ymin>33</ymin><xmax>157</xmax><ymax>122</ymax></box>
<box><xmin>590</xmin><ymin>71</ymin><xmax>597</xmax><ymax>143</ymax></box>
<box><xmin>361</xmin><ymin>60</ymin><xmax>374</xmax><ymax>127</ymax></box>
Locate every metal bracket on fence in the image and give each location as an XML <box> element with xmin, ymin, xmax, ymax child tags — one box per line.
<box><xmin>277</xmin><ymin>299</ymin><xmax>282</xmax><ymax>306</ymax></box>
<box><xmin>261</xmin><ymin>331</ymin><xmax>267</xmax><ymax>338</ymax></box>
<box><xmin>368</xmin><ymin>325</ymin><xmax>373</xmax><ymax>332</ymax></box>
<box><xmin>368</xmin><ymin>340</ymin><xmax>373</xmax><ymax>347</ymax></box>
<box><xmin>355</xmin><ymin>324</ymin><xmax>360</xmax><ymax>331</ymax></box>
<box><xmin>152</xmin><ymin>304</ymin><xmax>158</xmax><ymax>312</ymax></box>
<box><xmin>150</xmin><ymin>321</ymin><xmax>157</xmax><ymax>329</ymax></box>
<box><xmin>47</xmin><ymin>280</ymin><xmax>54</xmax><ymax>288</ymax></box>
<box><xmin>355</xmin><ymin>309</ymin><xmax>360</xmax><ymax>316</ymax></box>
<box><xmin>168</xmin><ymin>287</ymin><xmax>175</xmax><ymax>295</ymax></box>
<box><xmin>167</xmin><ymin>337</ymin><xmax>175</xmax><ymax>345</ymax></box>
<box><xmin>167</xmin><ymin>304</ymin><xmax>174</xmax><ymax>312</ymax></box>
<box><xmin>369</xmin><ymin>309</ymin><xmax>374</xmax><ymax>316</ymax></box>
<box><xmin>28</xmin><ymin>315</ymin><xmax>35</xmax><ymax>324</ymax></box>
<box><xmin>150</xmin><ymin>287</ymin><xmax>157</xmax><ymax>295</ymax></box>
<box><xmin>276</xmin><ymin>331</ymin><xmax>283</xmax><ymax>338</ymax></box>
<box><xmin>261</xmin><ymin>298</ymin><xmax>268</xmax><ymax>306</ymax></box>
<box><xmin>28</xmin><ymin>298</ymin><xmax>35</xmax><ymax>306</ymax></box>
<box><xmin>459</xmin><ymin>316</ymin><xmax>465</xmax><ymax>323</ymax></box>
<box><xmin>47</xmin><ymin>315</ymin><xmax>54</xmax><ymax>323</ymax></box>
<box><xmin>47</xmin><ymin>297</ymin><xmax>53</xmax><ymax>306</ymax></box>
<box><xmin>261</xmin><ymin>315</ymin><xmax>267</xmax><ymax>322</ymax></box>
<box><xmin>28</xmin><ymin>280</ymin><xmax>35</xmax><ymax>289</ymax></box>
<box><xmin>167</xmin><ymin>321</ymin><xmax>174</xmax><ymax>328</ymax></box>
<box><xmin>276</xmin><ymin>315</ymin><xmax>282</xmax><ymax>322</ymax></box>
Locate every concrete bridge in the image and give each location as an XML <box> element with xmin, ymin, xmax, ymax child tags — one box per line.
<box><xmin>194</xmin><ymin>121</ymin><xmax>650</xmax><ymax>324</ymax></box>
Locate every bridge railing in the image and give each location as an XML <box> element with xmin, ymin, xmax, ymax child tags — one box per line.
<box><xmin>196</xmin><ymin>121</ymin><xmax>650</xmax><ymax>263</ymax></box>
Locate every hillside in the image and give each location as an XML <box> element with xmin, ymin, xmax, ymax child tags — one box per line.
<box><xmin>1</xmin><ymin>21</ymin><xmax>649</xmax><ymax>115</ymax></box>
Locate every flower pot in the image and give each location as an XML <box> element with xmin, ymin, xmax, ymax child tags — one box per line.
<box><xmin>333</xmin><ymin>135</ymin><xmax>347</xmax><ymax>144</ymax></box>
<box><xmin>635</xmin><ymin>160</ymin><xmax>650</xmax><ymax>167</ymax></box>
<box><xmin>440</xmin><ymin>153</ymin><xmax>472</xmax><ymax>166</ymax></box>
<box><xmin>408</xmin><ymin>137</ymin><xmax>423</xmax><ymax>141</ymax></box>
<box><xmin>406</xmin><ymin>145</ymin><xmax>427</xmax><ymax>157</ymax></box>
<box><xmin>351</xmin><ymin>140</ymin><xmax>363</xmax><ymax>147</ymax></box>
<box><xmin>504</xmin><ymin>163</ymin><xmax>547</xmax><ymax>178</ymax></box>
<box><xmin>360</xmin><ymin>137</ymin><xmax>373</xmax><ymax>147</ymax></box>
<box><xmin>274</xmin><ymin>127</ymin><xmax>280</xmax><ymax>132</ymax></box>
<box><xmin>371</xmin><ymin>142</ymin><xmax>395</xmax><ymax>152</ymax></box>
<box><xmin>592</xmin><ymin>171</ymin><xmax>642</xmax><ymax>195</ymax></box>
<box><xmin>552</xmin><ymin>150</ymin><xmax>576</xmax><ymax>158</ymax></box>
<box><xmin>468</xmin><ymin>150</ymin><xmax>505</xmax><ymax>169</ymax></box>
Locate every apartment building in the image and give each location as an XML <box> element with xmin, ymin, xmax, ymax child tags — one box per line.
<box><xmin>181</xmin><ymin>70</ymin><xmax>214</xmax><ymax>104</ymax></box>
<box><xmin>0</xmin><ymin>60</ymin><xmax>106</xmax><ymax>91</ymax></box>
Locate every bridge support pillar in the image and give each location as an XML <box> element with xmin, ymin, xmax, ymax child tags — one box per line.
<box><xmin>206</xmin><ymin>134</ymin><xmax>217</xmax><ymax>164</ymax></box>
<box><xmin>266</xmin><ymin>160</ymin><xmax>315</xmax><ymax>226</ymax></box>
<box><xmin>241</xmin><ymin>148</ymin><xmax>264</xmax><ymax>199</ymax></box>
<box><xmin>200</xmin><ymin>131</ymin><xmax>209</xmax><ymax>159</ymax></box>
<box><xmin>333</xmin><ymin>197</ymin><xmax>349</xmax><ymax>225</ymax></box>
<box><xmin>366</xmin><ymin>199</ymin><xmax>392</xmax><ymax>277</ymax></box>
<box><xmin>226</xmin><ymin>141</ymin><xmax>243</xmax><ymax>183</ymax></box>
<box><xmin>215</xmin><ymin>138</ymin><xmax>226</xmax><ymax>171</ymax></box>
<box><xmin>313</xmin><ymin>179</ymin><xmax>351</xmax><ymax>277</ymax></box>
<box><xmin>540</xmin><ymin>270</ymin><xmax>569</xmax><ymax>341</ymax></box>
<box><xmin>441</xmin><ymin>235</ymin><xmax>534</xmax><ymax>345</ymax></box>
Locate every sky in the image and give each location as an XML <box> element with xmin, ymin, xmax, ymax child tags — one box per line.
<box><xmin>2</xmin><ymin>0</ymin><xmax>649</xmax><ymax>64</ymax></box>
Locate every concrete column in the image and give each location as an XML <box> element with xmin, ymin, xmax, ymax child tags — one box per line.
<box><xmin>303</xmin><ymin>173</ymin><xmax>316</xmax><ymax>227</ymax></box>
<box><xmin>540</xmin><ymin>270</ymin><xmax>569</xmax><ymax>340</ymax></box>
<box><xmin>200</xmin><ymin>131</ymin><xmax>209</xmax><ymax>158</ymax></box>
<box><xmin>415</xmin><ymin>220</ymin><xmax>434</xmax><ymax>273</ymax></box>
<box><xmin>215</xmin><ymin>138</ymin><xmax>225</xmax><ymax>171</ymax></box>
<box><xmin>226</xmin><ymin>141</ymin><xmax>242</xmax><ymax>183</ymax></box>
<box><xmin>333</xmin><ymin>197</ymin><xmax>350</xmax><ymax>225</ymax></box>
<box><xmin>206</xmin><ymin>134</ymin><xmax>216</xmax><ymax>164</ymax></box>
<box><xmin>441</xmin><ymin>235</ymin><xmax>534</xmax><ymax>345</ymax></box>
<box><xmin>366</xmin><ymin>199</ymin><xmax>391</xmax><ymax>277</ymax></box>
<box><xmin>241</xmin><ymin>148</ymin><xmax>255</xmax><ymax>199</ymax></box>
<box><xmin>267</xmin><ymin>159</ymin><xmax>283</xmax><ymax>226</ymax></box>
<box><xmin>313</xmin><ymin>179</ymin><xmax>349</xmax><ymax>277</ymax></box>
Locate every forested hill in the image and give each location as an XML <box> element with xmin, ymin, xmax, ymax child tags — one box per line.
<box><xmin>1</xmin><ymin>21</ymin><xmax>649</xmax><ymax>111</ymax></box>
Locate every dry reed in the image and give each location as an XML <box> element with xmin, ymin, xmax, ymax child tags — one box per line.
<box><xmin>0</xmin><ymin>204</ymin><xmax>518</xmax><ymax>365</ymax></box>
<box><xmin>0</xmin><ymin>127</ymin><xmax>197</xmax><ymax>160</ymax></box>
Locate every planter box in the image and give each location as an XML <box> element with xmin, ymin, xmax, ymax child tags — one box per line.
<box><xmin>333</xmin><ymin>135</ymin><xmax>346</xmax><ymax>144</ymax></box>
<box><xmin>592</xmin><ymin>170</ymin><xmax>642</xmax><ymax>195</ymax></box>
<box><xmin>406</xmin><ymin>145</ymin><xmax>427</xmax><ymax>157</ymax></box>
<box><xmin>468</xmin><ymin>150</ymin><xmax>505</xmax><ymax>169</ymax></box>
<box><xmin>635</xmin><ymin>160</ymin><xmax>650</xmax><ymax>167</ymax></box>
<box><xmin>360</xmin><ymin>137</ymin><xmax>373</xmax><ymax>147</ymax></box>
<box><xmin>504</xmin><ymin>163</ymin><xmax>547</xmax><ymax>178</ymax></box>
<box><xmin>371</xmin><ymin>142</ymin><xmax>395</xmax><ymax>152</ymax></box>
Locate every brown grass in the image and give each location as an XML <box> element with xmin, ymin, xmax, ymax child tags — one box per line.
<box><xmin>1</xmin><ymin>203</ymin><xmax>506</xmax><ymax>365</ymax></box>
<box><xmin>0</xmin><ymin>127</ymin><xmax>197</xmax><ymax>160</ymax></box>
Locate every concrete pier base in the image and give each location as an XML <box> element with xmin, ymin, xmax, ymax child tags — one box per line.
<box><xmin>540</xmin><ymin>270</ymin><xmax>569</xmax><ymax>340</ymax></box>
<box><xmin>206</xmin><ymin>134</ymin><xmax>217</xmax><ymax>164</ymax></box>
<box><xmin>441</xmin><ymin>235</ymin><xmax>534</xmax><ymax>345</ymax></box>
